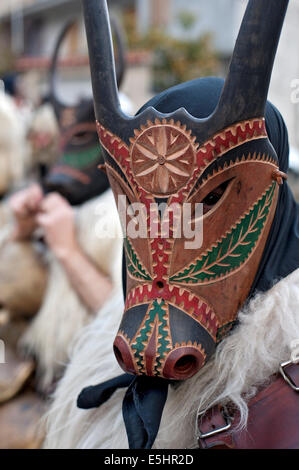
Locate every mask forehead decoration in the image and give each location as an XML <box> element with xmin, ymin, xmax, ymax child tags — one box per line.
<box><xmin>82</xmin><ymin>0</ymin><xmax>289</xmax><ymax>379</ymax></box>
<box><xmin>43</xmin><ymin>17</ymin><xmax>126</xmax><ymax>205</ymax></box>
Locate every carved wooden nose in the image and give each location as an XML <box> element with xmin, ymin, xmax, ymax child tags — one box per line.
<box><xmin>113</xmin><ymin>333</ymin><xmax>205</xmax><ymax>380</ymax></box>
<box><xmin>162</xmin><ymin>346</ymin><xmax>205</xmax><ymax>380</ymax></box>
<box><xmin>113</xmin><ymin>336</ymin><xmax>136</xmax><ymax>375</ymax></box>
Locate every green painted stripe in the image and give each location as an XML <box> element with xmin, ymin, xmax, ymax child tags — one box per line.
<box><xmin>61</xmin><ymin>145</ymin><xmax>101</xmax><ymax>168</ymax></box>
<box><xmin>132</xmin><ymin>299</ymin><xmax>171</xmax><ymax>375</ymax></box>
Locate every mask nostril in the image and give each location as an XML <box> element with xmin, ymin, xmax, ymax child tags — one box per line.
<box><xmin>163</xmin><ymin>347</ymin><xmax>205</xmax><ymax>380</ymax></box>
<box><xmin>114</xmin><ymin>345</ymin><xmax>125</xmax><ymax>369</ymax></box>
<box><xmin>173</xmin><ymin>355</ymin><xmax>197</xmax><ymax>377</ymax></box>
<box><xmin>113</xmin><ymin>336</ymin><xmax>137</xmax><ymax>375</ymax></box>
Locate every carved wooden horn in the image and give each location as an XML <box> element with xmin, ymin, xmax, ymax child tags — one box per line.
<box><xmin>82</xmin><ymin>0</ymin><xmax>124</xmax><ymax>132</ymax></box>
<box><xmin>82</xmin><ymin>0</ymin><xmax>288</xmax><ymax>143</ymax></box>
<box><xmin>215</xmin><ymin>0</ymin><xmax>289</xmax><ymax>130</ymax></box>
<box><xmin>49</xmin><ymin>20</ymin><xmax>76</xmax><ymax>118</ymax></box>
<box><xmin>50</xmin><ymin>14</ymin><xmax>126</xmax><ymax>119</ymax></box>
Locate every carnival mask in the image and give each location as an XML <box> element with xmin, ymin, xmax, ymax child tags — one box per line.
<box><xmin>43</xmin><ymin>17</ymin><xmax>126</xmax><ymax>205</ymax></box>
<box><xmin>82</xmin><ymin>0</ymin><xmax>289</xmax><ymax>379</ymax></box>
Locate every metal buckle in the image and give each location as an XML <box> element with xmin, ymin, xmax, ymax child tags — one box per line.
<box><xmin>196</xmin><ymin>406</ymin><xmax>232</xmax><ymax>443</ymax></box>
<box><xmin>279</xmin><ymin>360</ymin><xmax>299</xmax><ymax>392</ymax></box>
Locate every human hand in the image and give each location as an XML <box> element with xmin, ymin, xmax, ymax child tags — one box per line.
<box><xmin>9</xmin><ymin>183</ymin><xmax>44</xmax><ymax>240</ymax></box>
<box><xmin>35</xmin><ymin>193</ymin><xmax>79</xmax><ymax>261</ymax></box>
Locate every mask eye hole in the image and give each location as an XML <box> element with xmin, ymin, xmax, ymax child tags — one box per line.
<box><xmin>71</xmin><ymin>131</ymin><xmax>94</xmax><ymax>146</ymax></box>
<box><xmin>201</xmin><ymin>179</ymin><xmax>232</xmax><ymax>215</ymax></box>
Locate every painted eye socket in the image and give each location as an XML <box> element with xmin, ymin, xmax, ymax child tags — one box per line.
<box><xmin>201</xmin><ymin>179</ymin><xmax>232</xmax><ymax>214</ymax></box>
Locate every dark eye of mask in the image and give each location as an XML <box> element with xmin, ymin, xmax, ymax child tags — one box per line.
<box><xmin>71</xmin><ymin>131</ymin><xmax>94</xmax><ymax>146</ymax></box>
<box><xmin>201</xmin><ymin>179</ymin><xmax>232</xmax><ymax>214</ymax></box>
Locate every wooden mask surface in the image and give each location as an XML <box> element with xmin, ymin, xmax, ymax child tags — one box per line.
<box><xmin>82</xmin><ymin>0</ymin><xmax>289</xmax><ymax>379</ymax></box>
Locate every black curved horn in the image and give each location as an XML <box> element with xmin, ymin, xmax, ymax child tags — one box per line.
<box><xmin>50</xmin><ymin>13</ymin><xmax>126</xmax><ymax>121</ymax></box>
<box><xmin>49</xmin><ymin>19</ymin><xmax>76</xmax><ymax>117</ymax></box>
<box><xmin>215</xmin><ymin>0</ymin><xmax>289</xmax><ymax>128</ymax></box>
<box><xmin>110</xmin><ymin>15</ymin><xmax>127</xmax><ymax>88</ymax></box>
<box><xmin>82</xmin><ymin>0</ymin><xmax>126</xmax><ymax>132</ymax></box>
<box><xmin>82</xmin><ymin>0</ymin><xmax>289</xmax><ymax>145</ymax></box>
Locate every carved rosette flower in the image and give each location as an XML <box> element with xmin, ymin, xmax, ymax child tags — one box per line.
<box><xmin>130</xmin><ymin>121</ymin><xmax>196</xmax><ymax>196</ymax></box>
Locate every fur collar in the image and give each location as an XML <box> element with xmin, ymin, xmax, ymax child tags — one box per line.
<box><xmin>44</xmin><ymin>268</ymin><xmax>299</xmax><ymax>449</ymax></box>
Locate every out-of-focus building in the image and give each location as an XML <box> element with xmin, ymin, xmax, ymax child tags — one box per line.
<box><xmin>1</xmin><ymin>0</ymin><xmax>299</xmax><ymax>159</ymax></box>
<box><xmin>137</xmin><ymin>0</ymin><xmax>246</xmax><ymax>58</ymax></box>
<box><xmin>0</xmin><ymin>0</ymin><xmax>133</xmax><ymax>56</ymax></box>
<box><xmin>0</xmin><ymin>0</ymin><xmax>135</xmax><ymax>104</ymax></box>
<box><xmin>269</xmin><ymin>0</ymin><xmax>299</xmax><ymax>152</ymax></box>
<box><xmin>138</xmin><ymin>0</ymin><xmax>299</xmax><ymax>157</ymax></box>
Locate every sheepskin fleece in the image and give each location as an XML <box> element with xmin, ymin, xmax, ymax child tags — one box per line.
<box><xmin>0</xmin><ymin>203</ymin><xmax>13</xmax><ymax>246</ymax></box>
<box><xmin>27</xmin><ymin>103</ymin><xmax>59</xmax><ymax>173</ymax></box>
<box><xmin>43</xmin><ymin>268</ymin><xmax>299</xmax><ymax>449</ymax></box>
<box><xmin>20</xmin><ymin>189</ymin><xmax>123</xmax><ymax>390</ymax></box>
<box><xmin>0</xmin><ymin>92</ymin><xmax>29</xmax><ymax>194</ymax></box>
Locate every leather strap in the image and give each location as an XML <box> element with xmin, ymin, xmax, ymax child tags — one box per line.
<box><xmin>197</xmin><ymin>363</ymin><xmax>299</xmax><ymax>449</ymax></box>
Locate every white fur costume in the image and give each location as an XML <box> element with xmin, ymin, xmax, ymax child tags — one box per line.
<box><xmin>20</xmin><ymin>189</ymin><xmax>123</xmax><ymax>391</ymax></box>
<box><xmin>43</xmin><ymin>268</ymin><xmax>299</xmax><ymax>449</ymax></box>
<box><xmin>0</xmin><ymin>92</ymin><xmax>59</xmax><ymax>200</ymax></box>
<box><xmin>0</xmin><ymin>91</ymin><xmax>29</xmax><ymax>195</ymax></box>
<box><xmin>26</xmin><ymin>103</ymin><xmax>59</xmax><ymax>176</ymax></box>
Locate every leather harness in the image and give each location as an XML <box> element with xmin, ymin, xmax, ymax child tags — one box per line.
<box><xmin>196</xmin><ymin>361</ymin><xmax>299</xmax><ymax>449</ymax></box>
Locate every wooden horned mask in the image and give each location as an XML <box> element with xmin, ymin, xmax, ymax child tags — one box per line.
<box><xmin>43</xmin><ymin>18</ymin><xmax>126</xmax><ymax>205</ymax></box>
<box><xmin>82</xmin><ymin>0</ymin><xmax>289</xmax><ymax>380</ymax></box>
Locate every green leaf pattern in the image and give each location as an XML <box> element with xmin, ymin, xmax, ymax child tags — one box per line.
<box><xmin>125</xmin><ymin>237</ymin><xmax>152</xmax><ymax>281</ymax></box>
<box><xmin>170</xmin><ymin>183</ymin><xmax>276</xmax><ymax>285</ymax></box>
